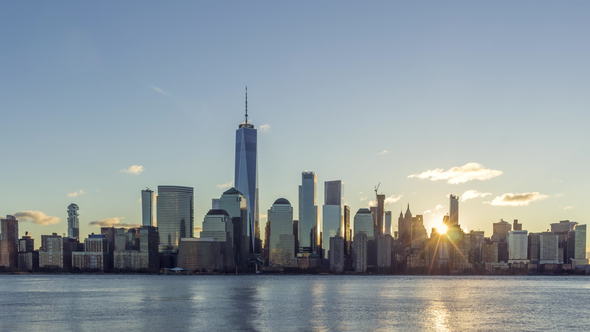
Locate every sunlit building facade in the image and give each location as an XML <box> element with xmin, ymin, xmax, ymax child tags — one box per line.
<box><xmin>157</xmin><ymin>185</ymin><xmax>194</xmax><ymax>252</ymax></box>
<box><xmin>298</xmin><ymin>171</ymin><xmax>318</xmax><ymax>253</ymax></box>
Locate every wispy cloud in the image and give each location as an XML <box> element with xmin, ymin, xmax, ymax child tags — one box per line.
<box><xmin>216</xmin><ymin>181</ymin><xmax>233</xmax><ymax>189</ymax></box>
<box><xmin>259</xmin><ymin>124</ymin><xmax>271</xmax><ymax>132</ymax></box>
<box><xmin>369</xmin><ymin>194</ymin><xmax>403</xmax><ymax>207</ymax></box>
<box><xmin>408</xmin><ymin>162</ymin><xmax>502</xmax><ymax>184</ymax></box>
<box><xmin>67</xmin><ymin>189</ymin><xmax>85</xmax><ymax>198</ymax></box>
<box><xmin>423</xmin><ymin>204</ymin><xmax>445</xmax><ymax>215</ymax></box>
<box><xmin>489</xmin><ymin>192</ymin><xmax>548</xmax><ymax>207</ymax></box>
<box><xmin>89</xmin><ymin>217</ymin><xmax>139</xmax><ymax>228</ymax></box>
<box><xmin>377</xmin><ymin>149</ymin><xmax>389</xmax><ymax>156</ymax></box>
<box><xmin>14</xmin><ymin>211</ymin><xmax>61</xmax><ymax>225</ymax></box>
<box><xmin>151</xmin><ymin>86</ymin><xmax>169</xmax><ymax>96</ymax></box>
<box><xmin>563</xmin><ymin>206</ymin><xmax>574</xmax><ymax>210</ymax></box>
<box><xmin>460</xmin><ymin>190</ymin><xmax>492</xmax><ymax>202</ymax></box>
<box><xmin>120</xmin><ymin>165</ymin><xmax>144</xmax><ymax>175</ymax></box>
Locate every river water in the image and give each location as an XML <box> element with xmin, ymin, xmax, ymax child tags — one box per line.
<box><xmin>0</xmin><ymin>274</ymin><xmax>588</xmax><ymax>331</ymax></box>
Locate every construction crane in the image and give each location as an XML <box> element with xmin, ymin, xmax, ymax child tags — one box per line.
<box><xmin>374</xmin><ymin>182</ymin><xmax>381</xmax><ymax>197</ymax></box>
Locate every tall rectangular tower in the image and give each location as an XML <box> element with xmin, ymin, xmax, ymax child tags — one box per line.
<box><xmin>322</xmin><ymin>180</ymin><xmax>343</xmax><ymax>259</ymax></box>
<box><xmin>298</xmin><ymin>171</ymin><xmax>318</xmax><ymax>253</ymax></box>
<box><xmin>156</xmin><ymin>185</ymin><xmax>194</xmax><ymax>252</ymax></box>
<box><xmin>141</xmin><ymin>189</ymin><xmax>156</xmax><ymax>226</ymax></box>
<box><xmin>449</xmin><ymin>194</ymin><xmax>459</xmax><ymax>226</ymax></box>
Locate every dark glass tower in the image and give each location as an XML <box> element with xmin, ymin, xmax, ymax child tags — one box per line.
<box><xmin>234</xmin><ymin>87</ymin><xmax>258</xmax><ymax>253</ymax></box>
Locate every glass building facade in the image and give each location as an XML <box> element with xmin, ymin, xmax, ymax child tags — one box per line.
<box><xmin>235</xmin><ymin>122</ymin><xmax>258</xmax><ymax>252</ymax></box>
<box><xmin>298</xmin><ymin>171</ymin><xmax>317</xmax><ymax>252</ymax></box>
<box><xmin>156</xmin><ymin>185</ymin><xmax>194</xmax><ymax>252</ymax></box>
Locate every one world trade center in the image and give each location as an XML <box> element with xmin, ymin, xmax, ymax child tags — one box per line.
<box><xmin>234</xmin><ymin>87</ymin><xmax>259</xmax><ymax>255</ymax></box>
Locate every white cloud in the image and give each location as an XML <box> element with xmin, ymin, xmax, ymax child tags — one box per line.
<box><xmin>259</xmin><ymin>124</ymin><xmax>271</xmax><ymax>132</ymax></box>
<box><xmin>14</xmin><ymin>211</ymin><xmax>61</xmax><ymax>225</ymax></box>
<box><xmin>216</xmin><ymin>181</ymin><xmax>233</xmax><ymax>189</ymax></box>
<box><xmin>489</xmin><ymin>192</ymin><xmax>549</xmax><ymax>207</ymax></box>
<box><xmin>460</xmin><ymin>190</ymin><xmax>492</xmax><ymax>202</ymax></box>
<box><xmin>151</xmin><ymin>86</ymin><xmax>169</xmax><ymax>96</ymax></box>
<box><xmin>408</xmin><ymin>162</ymin><xmax>502</xmax><ymax>184</ymax></box>
<box><xmin>377</xmin><ymin>149</ymin><xmax>389</xmax><ymax>156</ymax></box>
<box><xmin>89</xmin><ymin>217</ymin><xmax>139</xmax><ymax>228</ymax></box>
<box><xmin>67</xmin><ymin>189</ymin><xmax>85</xmax><ymax>198</ymax></box>
<box><xmin>120</xmin><ymin>165</ymin><xmax>144</xmax><ymax>175</ymax></box>
<box><xmin>423</xmin><ymin>204</ymin><xmax>444</xmax><ymax>215</ymax></box>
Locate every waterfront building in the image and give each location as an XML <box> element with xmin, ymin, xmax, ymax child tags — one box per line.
<box><xmin>483</xmin><ymin>239</ymin><xmax>498</xmax><ymax>263</ymax></box>
<box><xmin>17</xmin><ymin>233</ymin><xmax>38</xmax><ymax>272</ymax></box>
<box><xmin>352</xmin><ymin>232</ymin><xmax>368</xmax><ymax>273</ymax></box>
<box><xmin>67</xmin><ymin>203</ymin><xmax>80</xmax><ymax>240</ymax></box>
<box><xmin>527</xmin><ymin>233</ymin><xmax>541</xmax><ymax>264</ymax></box>
<box><xmin>329</xmin><ymin>236</ymin><xmax>345</xmax><ymax>273</ymax></box>
<box><xmin>113</xmin><ymin>226</ymin><xmax>159</xmax><ymax>272</ymax></box>
<box><xmin>508</xmin><ymin>230</ymin><xmax>529</xmax><ymax>263</ymax></box>
<box><xmin>492</xmin><ymin>219</ymin><xmax>512</xmax><ymax>262</ymax></box>
<box><xmin>551</xmin><ymin>220</ymin><xmax>577</xmax><ymax>264</ymax></box>
<box><xmin>268</xmin><ymin>198</ymin><xmax>296</xmax><ymax>267</ymax></box>
<box><xmin>157</xmin><ymin>185</ymin><xmax>194</xmax><ymax>252</ymax></box>
<box><xmin>468</xmin><ymin>231</ymin><xmax>485</xmax><ymax>266</ymax></box>
<box><xmin>298</xmin><ymin>171</ymin><xmax>318</xmax><ymax>253</ymax></box>
<box><xmin>234</xmin><ymin>88</ymin><xmax>259</xmax><ymax>254</ymax></box>
<box><xmin>201</xmin><ymin>210</ymin><xmax>230</xmax><ymax>242</ymax></box>
<box><xmin>572</xmin><ymin>224</ymin><xmax>587</xmax><ymax>265</ymax></box>
<box><xmin>384</xmin><ymin>211</ymin><xmax>392</xmax><ymax>235</ymax></box>
<box><xmin>539</xmin><ymin>232</ymin><xmax>560</xmax><ymax>264</ymax></box>
<box><xmin>411</xmin><ymin>215</ymin><xmax>427</xmax><ymax>250</ymax></box>
<box><xmin>177</xmin><ymin>238</ymin><xmax>226</xmax><ymax>272</ymax></box>
<box><xmin>39</xmin><ymin>233</ymin><xmax>74</xmax><ymax>271</ymax></box>
<box><xmin>72</xmin><ymin>234</ymin><xmax>110</xmax><ymax>271</ymax></box>
<box><xmin>141</xmin><ymin>188</ymin><xmax>156</xmax><ymax>227</ymax></box>
<box><xmin>322</xmin><ymin>180</ymin><xmax>343</xmax><ymax>259</ymax></box>
<box><xmin>0</xmin><ymin>215</ymin><xmax>18</xmax><ymax>269</ymax></box>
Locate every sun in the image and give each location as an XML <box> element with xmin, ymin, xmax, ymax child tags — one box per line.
<box><xmin>436</xmin><ymin>223</ymin><xmax>448</xmax><ymax>234</ymax></box>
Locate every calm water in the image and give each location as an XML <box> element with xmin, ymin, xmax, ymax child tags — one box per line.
<box><xmin>0</xmin><ymin>274</ymin><xmax>589</xmax><ymax>331</ymax></box>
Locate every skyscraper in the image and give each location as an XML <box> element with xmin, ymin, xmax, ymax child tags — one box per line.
<box><xmin>322</xmin><ymin>180</ymin><xmax>343</xmax><ymax>259</ymax></box>
<box><xmin>0</xmin><ymin>215</ymin><xmax>19</xmax><ymax>269</ymax></box>
<box><xmin>216</xmin><ymin>187</ymin><xmax>249</xmax><ymax>270</ymax></box>
<box><xmin>235</xmin><ymin>87</ymin><xmax>258</xmax><ymax>254</ymax></box>
<box><xmin>449</xmin><ymin>194</ymin><xmax>459</xmax><ymax>226</ymax></box>
<box><xmin>354</xmin><ymin>208</ymin><xmax>374</xmax><ymax>239</ymax></box>
<box><xmin>375</xmin><ymin>194</ymin><xmax>385</xmax><ymax>236</ymax></box>
<box><xmin>268</xmin><ymin>198</ymin><xmax>295</xmax><ymax>267</ymax></box>
<box><xmin>156</xmin><ymin>185</ymin><xmax>194</xmax><ymax>252</ymax></box>
<box><xmin>298</xmin><ymin>171</ymin><xmax>318</xmax><ymax>253</ymax></box>
<box><xmin>67</xmin><ymin>203</ymin><xmax>80</xmax><ymax>240</ymax></box>
<box><xmin>141</xmin><ymin>188</ymin><xmax>156</xmax><ymax>227</ymax></box>
<box><xmin>384</xmin><ymin>211</ymin><xmax>392</xmax><ymax>235</ymax></box>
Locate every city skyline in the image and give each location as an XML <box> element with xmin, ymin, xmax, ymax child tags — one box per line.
<box><xmin>1</xmin><ymin>2</ymin><xmax>588</xmax><ymax>251</ymax></box>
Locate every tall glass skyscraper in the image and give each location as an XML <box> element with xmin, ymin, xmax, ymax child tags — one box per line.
<box><xmin>141</xmin><ymin>188</ymin><xmax>156</xmax><ymax>227</ymax></box>
<box><xmin>322</xmin><ymin>180</ymin><xmax>343</xmax><ymax>259</ymax></box>
<box><xmin>298</xmin><ymin>171</ymin><xmax>317</xmax><ymax>252</ymax></box>
<box><xmin>234</xmin><ymin>88</ymin><xmax>258</xmax><ymax>253</ymax></box>
<box><xmin>156</xmin><ymin>185</ymin><xmax>194</xmax><ymax>252</ymax></box>
<box><xmin>67</xmin><ymin>203</ymin><xmax>79</xmax><ymax>240</ymax></box>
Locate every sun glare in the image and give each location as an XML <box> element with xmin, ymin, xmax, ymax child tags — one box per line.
<box><xmin>436</xmin><ymin>223</ymin><xmax>448</xmax><ymax>234</ymax></box>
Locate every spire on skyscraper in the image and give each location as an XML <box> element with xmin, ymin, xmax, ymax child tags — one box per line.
<box><xmin>245</xmin><ymin>85</ymin><xmax>248</xmax><ymax>124</ymax></box>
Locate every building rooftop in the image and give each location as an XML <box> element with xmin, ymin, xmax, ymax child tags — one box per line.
<box><xmin>273</xmin><ymin>198</ymin><xmax>291</xmax><ymax>205</ymax></box>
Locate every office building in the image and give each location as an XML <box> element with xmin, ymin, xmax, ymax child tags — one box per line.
<box><xmin>141</xmin><ymin>188</ymin><xmax>156</xmax><ymax>227</ymax></box>
<box><xmin>72</xmin><ymin>234</ymin><xmax>110</xmax><ymax>271</ymax></box>
<box><xmin>268</xmin><ymin>198</ymin><xmax>295</xmax><ymax>267</ymax></box>
<box><xmin>17</xmin><ymin>233</ymin><xmax>38</xmax><ymax>272</ymax></box>
<box><xmin>572</xmin><ymin>224</ymin><xmax>587</xmax><ymax>265</ymax></box>
<box><xmin>528</xmin><ymin>233</ymin><xmax>541</xmax><ymax>264</ymax></box>
<box><xmin>234</xmin><ymin>88</ymin><xmax>259</xmax><ymax>254</ymax></box>
<box><xmin>298</xmin><ymin>171</ymin><xmax>318</xmax><ymax>253</ymax></box>
<box><xmin>508</xmin><ymin>230</ymin><xmax>529</xmax><ymax>263</ymax></box>
<box><xmin>539</xmin><ymin>232</ymin><xmax>560</xmax><ymax>264</ymax></box>
<box><xmin>157</xmin><ymin>185</ymin><xmax>194</xmax><ymax>251</ymax></box>
<box><xmin>329</xmin><ymin>236</ymin><xmax>345</xmax><ymax>273</ymax></box>
<box><xmin>377</xmin><ymin>234</ymin><xmax>393</xmax><ymax>271</ymax></box>
<box><xmin>0</xmin><ymin>215</ymin><xmax>19</xmax><ymax>269</ymax></box>
<box><xmin>67</xmin><ymin>203</ymin><xmax>80</xmax><ymax>240</ymax></box>
<box><xmin>354</xmin><ymin>208</ymin><xmax>374</xmax><ymax>239</ymax></box>
<box><xmin>113</xmin><ymin>226</ymin><xmax>159</xmax><ymax>272</ymax></box>
<box><xmin>492</xmin><ymin>219</ymin><xmax>512</xmax><ymax>262</ymax></box>
<box><xmin>216</xmin><ymin>187</ymin><xmax>249</xmax><ymax>270</ymax></box>
<box><xmin>322</xmin><ymin>180</ymin><xmax>343</xmax><ymax>259</ymax></box>
<box><xmin>200</xmin><ymin>209</ymin><xmax>230</xmax><ymax>242</ymax></box>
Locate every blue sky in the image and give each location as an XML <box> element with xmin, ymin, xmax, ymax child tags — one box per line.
<box><xmin>1</xmin><ymin>1</ymin><xmax>588</xmax><ymax>248</ymax></box>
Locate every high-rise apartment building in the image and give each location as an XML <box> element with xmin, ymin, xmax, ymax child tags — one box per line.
<box><xmin>67</xmin><ymin>204</ymin><xmax>80</xmax><ymax>240</ymax></box>
<box><xmin>298</xmin><ymin>171</ymin><xmax>318</xmax><ymax>253</ymax></box>
<box><xmin>157</xmin><ymin>185</ymin><xmax>194</xmax><ymax>252</ymax></box>
<box><xmin>141</xmin><ymin>188</ymin><xmax>156</xmax><ymax>227</ymax></box>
